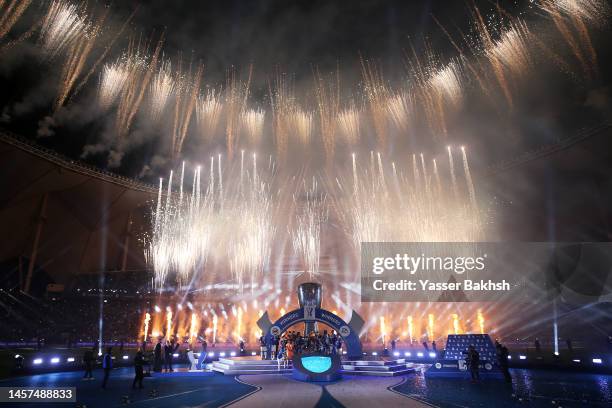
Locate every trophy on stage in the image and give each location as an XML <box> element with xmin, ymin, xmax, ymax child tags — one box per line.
<box><xmin>298</xmin><ymin>282</ymin><xmax>322</xmax><ymax>335</ymax></box>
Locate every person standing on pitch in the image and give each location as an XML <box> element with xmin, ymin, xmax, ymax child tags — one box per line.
<box><xmin>101</xmin><ymin>347</ymin><xmax>113</xmax><ymax>389</ymax></box>
<box><xmin>467</xmin><ymin>345</ymin><xmax>480</xmax><ymax>383</ymax></box>
<box><xmin>197</xmin><ymin>338</ymin><xmax>208</xmax><ymax>370</ymax></box>
<box><xmin>153</xmin><ymin>339</ymin><xmax>162</xmax><ymax>372</ymax></box>
<box><xmin>132</xmin><ymin>349</ymin><xmax>145</xmax><ymax>389</ymax></box>
<box><xmin>82</xmin><ymin>346</ymin><xmax>95</xmax><ymax>380</ymax></box>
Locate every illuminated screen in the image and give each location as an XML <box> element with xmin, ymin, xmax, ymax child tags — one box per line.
<box><xmin>301</xmin><ymin>356</ymin><xmax>332</xmax><ymax>373</ymax></box>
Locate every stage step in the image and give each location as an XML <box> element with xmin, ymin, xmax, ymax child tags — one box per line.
<box><xmin>340</xmin><ymin>367</ymin><xmax>415</xmax><ymax>376</ymax></box>
<box><xmin>343</xmin><ymin>358</ymin><xmax>406</xmax><ymax>366</ymax></box>
<box><xmin>211</xmin><ymin>357</ymin><xmax>293</xmax><ymax>375</ymax></box>
<box><xmin>341</xmin><ymin>363</ymin><xmax>410</xmax><ymax>372</ymax></box>
<box><xmin>340</xmin><ymin>359</ymin><xmax>415</xmax><ymax>376</ymax></box>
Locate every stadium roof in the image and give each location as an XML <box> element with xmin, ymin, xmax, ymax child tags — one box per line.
<box><xmin>0</xmin><ymin>130</ymin><xmax>155</xmax><ymax>290</ymax></box>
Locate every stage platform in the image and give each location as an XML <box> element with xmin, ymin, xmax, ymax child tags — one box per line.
<box><xmin>342</xmin><ymin>358</ymin><xmax>416</xmax><ymax>376</ymax></box>
<box><xmin>211</xmin><ymin>357</ymin><xmax>293</xmax><ymax>375</ymax></box>
<box><xmin>212</xmin><ymin>356</ymin><xmax>416</xmax><ymax>376</ymax></box>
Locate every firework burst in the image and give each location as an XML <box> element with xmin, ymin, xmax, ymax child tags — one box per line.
<box><xmin>337</xmin><ymin>106</ymin><xmax>360</xmax><ymax>145</ymax></box>
<box><xmin>98</xmin><ymin>59</ymin><xmax>129</xmax><ymax>109</ymax></box>
<box><xmin>149</xmin><ymin>58</ymin><xmax>175</xmax><ymax>121</ymax></box>
<box><xmin>39</xmin><ymin>0</ymin><xmax>88</xmax><ymax>59</ymax></box>
<box><xmin>240</xmin><ymin>108</ymin><xmax>265</xmax><ymax>146</ymax></box>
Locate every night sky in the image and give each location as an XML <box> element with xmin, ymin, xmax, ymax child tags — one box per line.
<box><xmin>0</xmin><ymin>0</ymin><xmax>611</xmax><ymax>180</ymax></box>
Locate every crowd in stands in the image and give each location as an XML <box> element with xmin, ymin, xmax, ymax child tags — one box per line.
<box><xmin>0</xmin><ymin>288</ymin><xmax>142</xmax><ymax>346</ymax></box>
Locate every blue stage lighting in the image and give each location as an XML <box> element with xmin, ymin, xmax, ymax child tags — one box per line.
<box><xmin>404</xmin><ymin>351</ymin><xmax>411</xmax><ymax>357</ymax></box>
<box><xmin>220</xmin><ymin>352</ymin><xmax>226</xmax><ymax>357</ymax></box>
<box><xmin>67</xmin><ymin>357</ymin><xmax>75</xmax><ymax>362</ymax></box>
<box><xmin>417</xmin><ymin>352</ymin><xmax>424</xmax><ymax>357</ymax></box>
<box><xmin>50</xmin><ymin>357</ymin><xmax>60</xmax><ymax>364</ymax></box>
<box><xmin>519</xmin><ymin>355</ymin><xmax>527</xmax><ymax>360</ymax></box>
<box><xmin>301</xmin><ymin>356</ymin><xmax>332</xmax><ymax>373</ymax></box>
<box><xmin>372</xmin><ymin>352</ymin><xmax>378</xmax><ymax>356</ymax></box>
<box><xmin>123</xmin><ymin>355</ymin><xmax>129</xmax><ymax>360</ymax></box>
<box><xmin>572</xmin><ymin>359</ymin><xmax>581</xmax><ymax>363</ymax></box>
<box><xmin>592</xmin><ymin>358</ymin><xmax>602</xmax><ymax>364</ymax></box>
<box><xmin>429</xmin><ymin>352</ymin><xmax>436</xmax><ymax>358</ymax></box>
<box><xmin>33</xmin><ymin>358</ymin><xmax>43</xmax><ymax>365</ymax></box>
<box><xmin>209</xmin><ymin>352</ymin><xmax>215</xmax><ymax>357</ymax></box>
<box><xmin>230</xmin><ymin>351</ymin><xmax>236</xmax><ymax>356</ymax></box>
<box><xmin>393</xmin><ymin>351</ymin><xmax>400</xmax><ymax>357</ymax></box>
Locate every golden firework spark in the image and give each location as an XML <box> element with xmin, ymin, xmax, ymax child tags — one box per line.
<box><xmin>0</xmin><ymin>0</ymin><xmax>33</xmax><ymax>41</ymax></box>
<box><xmin>39</xmin><ymin>0</ymin><xmax>88</xmax><ymax>59</ymax></box>
<box><xmin>196</xmin><ymin>88</ymin><xmax>223</xmax><ymax>141</ymax></box>
<box><xmin>171</xmin><ymin>59</ymin><xmax>203</xmax><ymax>158</ymax></box>
<box><xmin>98</xmin><ymin>59</ymin><xmax>129</xmax><ymax>110</ymax></box>
<box><xmin>240</xmin><ymin>108</ymin><xmax>265</xmax><ymax>146</ymax></box>
<box><xmin>337</xmin><ymin>106</ymin><xmax>360</xmax><ymax>145</ymax></box>
<box><xmin>149</xmin><ymin>58</ymin><xmax>175</xmax><ymax>121</ymax></box>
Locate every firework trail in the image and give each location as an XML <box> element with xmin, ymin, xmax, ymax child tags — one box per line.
<box><xmin>149</xmin><ymin>58</ymin><xmax>175</xmax><ymax>121</ymax></box>
<box><xmin>240</xmin><ymin>108</ymin><xmax>265</xmax><ymax>146</ymax></box>
<box><xmin>386</xmin><ymin>92</ymin><xmax>412</xmax><ymax>133</ymax></box>
<box><xmin>147</xmin><ymin>155</ymin><xmax>278</xmax><ymax>292</ymax></box>
<box><xmin>292</xmin><ymin>179</ymin><xmax>328</xmax><ymax>278</ymax></box>
<box><xmin>486</xmin><ymin>20</ymin><xmax>533</xmax><ymax>79</ymax></box>
<box><xmin>472</xmin><ymin>4</ymin><xmax>514</xmax><ymax>107</ymax></box>
<box><xmin>332</xmin><ymin>151</ymin><xmax>484</xmax><ymax>246</ymax></box>
<box><xmin>447</xmin><ymin>146</ymin><xmax>459</xmax><ymax>200</ymax></box>
<box><xmin>97</xmin><ymin>59</ymin><xmax>129</xmax><ymax>110</ymax></box>
<box><xmin>360</xmin><ymin>59</ymin><xmax>390</xmax><ymax>150</ymax></box>
<box><xmin>313</xmin><ymin>67</ymin><xmax>340</xmax><ymax>164</ymax></box>
<box><xmin>269</xmin><ymin>73</ymin><xmax>294</xmax><ymax>161</ymax></box>
<box><xmin>290</xmin><ymin>109</ymin><xmax>313</xmax><ymax>146</ymax></box>
<box><xmin>115</xmin><ymin>35</ymin><xmax>164</xmax><ymax>142</ymax></box>
<box><xmin>225</xmin><ymin>66</ymin><xmax>253</xmax><ymax>160</ymax></box>
<box><xmin>461</xmin><ymin>146</ymin><xmax>477</xmax><ymax>211</ymax></box>
<box><xmin>0</xmin><ymin>0</ymin><xmax>32</xmax><ymax>41</ymax></box>
<box><xmin>429</xmin><ymin>60</ymin><xmax>463</xmax><ymax>107</ymax></box>
<box><xmin>196</xmin><ymin>88</ymin><xmax>223</xmax><ymax>142</ymax></box>
<box><xmin>337</xmin><ymin>106</ymin><xmax>360</xmax><ymax>145</ymax></box>
<box><xmin>539</xmin><ymin>0</ymin><xmax>608</xmax><ymax>78</ymax></box>
<box><xmin>54</xmin><ymin>16</ymin><xmax>105</xmax><ymax>112</ymax></box>
<box><xmin>39</xmin><ymin>0</ymin><xmax>88</xmax><ymax>59</ymax></box>
<box><xmin>171</xmin><ymin>60</ymin><xmax>203</xmax><ymax>158</ymax></box>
